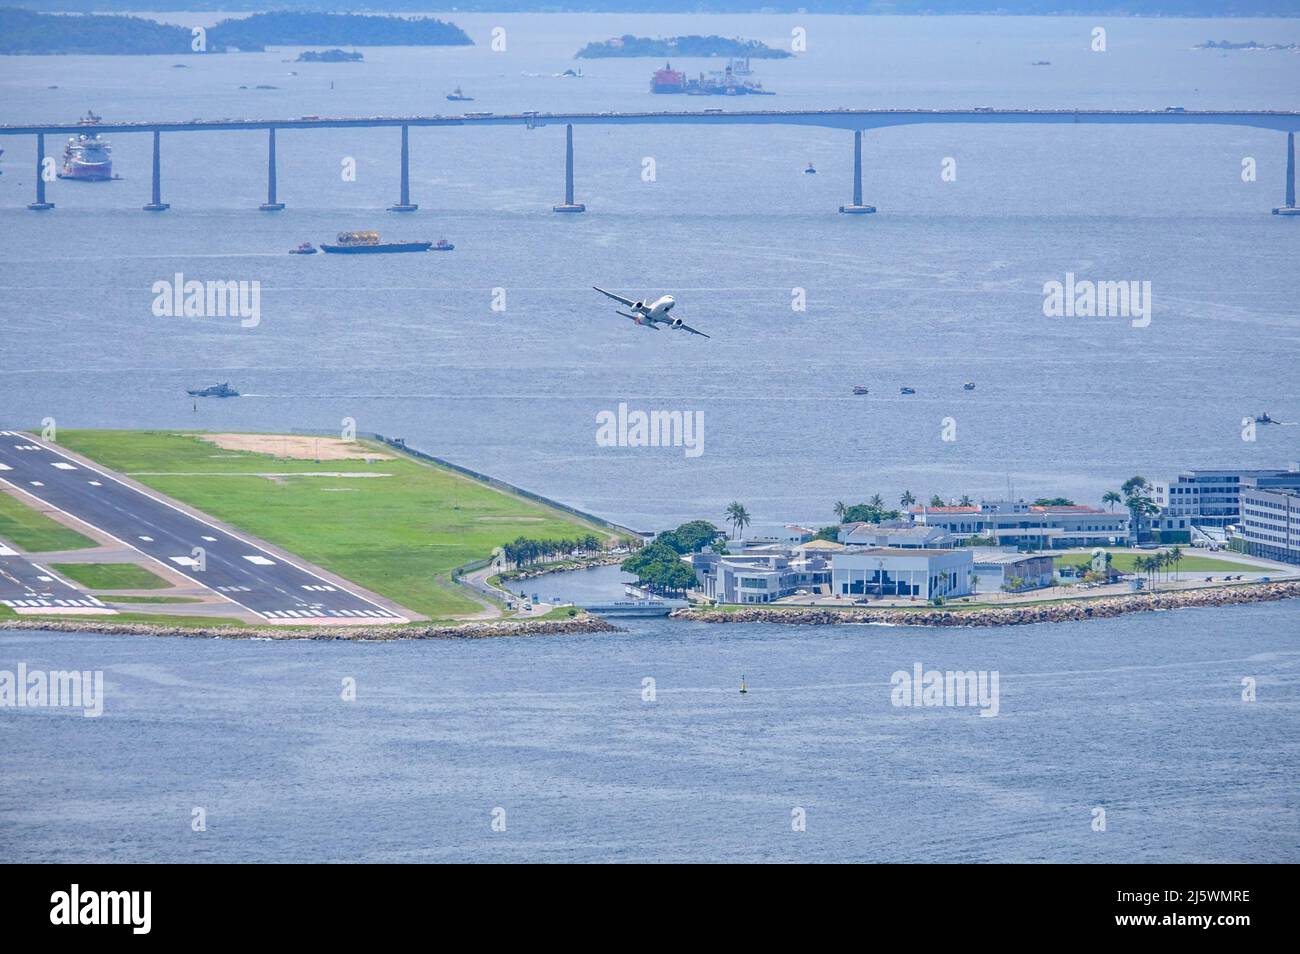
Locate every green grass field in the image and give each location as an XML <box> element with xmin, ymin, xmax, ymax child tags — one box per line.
<box><xmin>1053</xmin><ymin>551</ymin><xmax>1262</xmax><ymax>574</ymax></box>
<box><xmin>54</xmin><ymin>430</ymin><xmax>619</xmax><ymax>620</ymax></box>
<box><xmin>97</xmin><ymin>595</ymin><xmax>202</xmax><ymax>605</ymax></box>
<box><xmin>0</xmin><ymin>491</ymin><xmax>95</xmax><ymax>552</ymax></box>
<box><xmin>51</xmin><ymin>562</ymin><xmax>172</xmax><ymax>590</ymax></box>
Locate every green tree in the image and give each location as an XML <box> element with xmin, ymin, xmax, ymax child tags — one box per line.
<box><xmin>724</xmin><ymin>502</ymin><xmax>751</xmax><ymax>540</ymax></box>
<box><xmin>1120</xmin><ymin>476</ymin><xmax>1159</xmax><ymax>544</ymax></box>
<box><xmin>833</xmin><ymin>500</ymin><xmax>847</xmax><ymax>522</ymax></box>
<box><xmin>1102</xmin><ymin>490</ymin><xmax>1122</xmax><ymax>512</ymax></box>
<box><xmin>929</xmin><ymin>495</ymin><xmax>945</xmax><ymax>508</ymax></box>
<box><xmin>900</xmin><ymin>490</ymin><xmax>916</xmax><ymax>509</ymax></box>
<box><xmin>959</xmin><ymin>494</ymin><xmax>974</xmax><ymax>507</ymax></box>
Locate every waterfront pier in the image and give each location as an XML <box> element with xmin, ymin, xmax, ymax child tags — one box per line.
<box><xmin>5</xmin><ymin>107</ymin><xmax>1300</xmax><ymax>215</ymax></box>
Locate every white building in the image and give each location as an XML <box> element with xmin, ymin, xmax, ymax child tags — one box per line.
<box><xmin>1154</xmin><ymin>468</ymin><xmax>1300</xmax><ymax>530</ymax></box>
<box><xmin>838</xmin><ymin>523</ymin><xmax>953</xmax><ymax>548</ymax></box>
<box><xmin>830</xmin><ymin>548</ymin><xmax>973</xmax><ymax>601</ymax></box>
<box><xmin>972</xmin><ymin>552</ymin><xmax>1056</xmax><ymax>592</ymax></box>
<box><xmin>910</xmin><ymin>501</ymin><xmax>1127</xmax><ymax>548</ymax></box>
<box><xmin>690</xmin><ymin>549</ymin><xmax>831</xmax><ymax>603</ymax></box>
<box><xmin>1237</xmin><ymin>483</ymin><xmax>1300</xmax><ymax>566</ymax></box>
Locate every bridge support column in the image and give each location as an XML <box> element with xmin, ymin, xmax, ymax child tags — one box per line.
<box><xmin>28</xmin><ymin>133</ymin><xmax>54</xmax><ymax>210</ymax></box>
<box><xmin>260</xmin><ymin>128</ymin><xmax>285</xmax><ymax>211</ymax></box>
<box><xmin>143</xmin><ymin>130</ymin><xmax>169</xmax><ymax>211</ymax></box>
<box><xmin>839</xmin><ymin>129</ymin><xmax>876</xmax><ymax>215</ymax></box>
<box><xmin>389</xmin><ymin>124</ymin><xmax>418</xmax><ymax>212</ymax></box>
<box><xmin>1273</xmin><ymin>131</ymin><xmax>1298</xmax><ymax>215</ymax></box>
<box><xmin>553</xmin><ymin>124</ymin><xmax>585</xmax><ymax>213</ymax></box>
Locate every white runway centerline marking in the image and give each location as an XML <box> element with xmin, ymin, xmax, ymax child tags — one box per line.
<box><xmin>243</xmin><ymin>555</ymin><xmax>275</xmax><ymax>566</ymax></box>
<box><xmin>51</xmin><ymin>462</ymin><xmax>76</xmax><ymax>470</ymax></box>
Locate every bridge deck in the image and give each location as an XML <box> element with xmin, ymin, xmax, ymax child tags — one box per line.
<box><xmin>3</xmin><ymin>108</ymin><xmax>1299</xmax><ymax>137</ymax></box>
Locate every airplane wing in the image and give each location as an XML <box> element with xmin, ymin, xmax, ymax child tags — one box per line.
<box><xmin>674</xmin><ymin>321</ymin><xmax>710</xmax><ymax>339</ymax></box>
<box><xmin>593</xmin><ymin>286</ymin><xmax>638</xmax><ymax>308</ymax></box>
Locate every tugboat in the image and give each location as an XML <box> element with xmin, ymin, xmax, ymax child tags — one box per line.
<box><xmin>432</xmin><ymin>238</ymin><xmax>455</xmax><ymax>251</ymax></box>
<box><xmin>804</xmin><ymin>162</ymin><xmax>817</xmax><ymax>175</ymax></box>
<box><xmin>445</xmin><ymin>87</ymin><xmax>473</xmax><ymax>102</ymax></box>
<box><xmin>320</xmin><ymin>231</ymin><xmax>433</xmax><ymax>254</ymax></box>
<box><xmin>963</xmin><ymin>381</ymin><xmax>976</xmax><ymax>391</ymax></box>
<box><xmin>57</xmin><ymin>111</ymin><xmax>113</xmax><ymax>181</ymax></box>
<box><xmin>289</xmin><ymin>242</ymin><xmax>318</xmax><ymax>255</ymax></box>
<box><xmin>900</xmin><ymin>387</ymin><xmax>916</xmax><ymax>395</ymax></box>
<box><xmin>852</xmin><ymin>385</ymin><xmax>869</xmax><ymax>395</ymax></box>
<box><xmin>187</xmin><ymin>382</ymin><xmax>239</xmax><ymax>398</ymax></box>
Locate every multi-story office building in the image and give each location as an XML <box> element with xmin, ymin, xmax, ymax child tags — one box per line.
<box><xmin>1237</xmin><ymin>483</ymin><xmax>1300</xmax><ymax>565</ymax></box>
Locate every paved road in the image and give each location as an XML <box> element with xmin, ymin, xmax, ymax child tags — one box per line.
<box><xmin>0</xmin><ymin>542</ymin><xmax>112</xmax><ymax>615</ymax></box>
<box><xmin>0</xmin><ymin>432</ymin><xmax>405</xmax><ymax>624</ymax></box>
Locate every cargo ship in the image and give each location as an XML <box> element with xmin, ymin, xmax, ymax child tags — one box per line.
<box><xmin>320</xmin><ymin>231</ymin><xmax>433</xmax><ymax>254</ymax></box>
<box><xmin>446</xmin><ymin>86</ymin><xmax>473</xmax><ymax>101</ymax></box>
<box><xmin>57</xmin><ymin>111</ymin><xmax>113</xmax><ymax>181</ymax></box>
<box><xmin>651</xmin><ymin>59</ymin><xmax>774</xmax><ymax>95</ymax></box>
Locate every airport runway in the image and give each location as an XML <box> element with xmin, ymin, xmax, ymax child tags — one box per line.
<box><xmin>0</xmin><ymin>432</ymin><xmax>405</xmax><ymax>624</ymax></box>
<box><xmin>0</xmin><ymin>542</ymin><xmax>113</xmax><ymax>615</ymax></box>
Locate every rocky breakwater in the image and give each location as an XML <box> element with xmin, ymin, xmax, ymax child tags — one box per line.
<box><xmin>670</xmin><ymin>582</ymin><xmax>1300</xmax><ymax>628</ymax></box>
<box><xmin>0</xmin><ymin>614</ymin><xmax>620</xmax><ymax>641</ymax></box>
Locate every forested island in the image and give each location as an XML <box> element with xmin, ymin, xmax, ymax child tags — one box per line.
<box><xmin>0</xmin><ymin>9</ymin><xmax>471</xmax><ymax>55</ymax></box>
<box><xmin>296</xmin><ymin>48</ymin><xmax>363</xmax><ymax>62</ymax></box>
<box><xmin>576</xmin><ymin>34</ymin><xmax>793</xmax><ymax>59</ymax></box>
<box><xmin>1194</xmin><ymin>39</ymin><xmax>1300</xmax><ymax>51</ymax></box>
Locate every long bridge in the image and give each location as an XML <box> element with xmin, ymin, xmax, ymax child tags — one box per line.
<box><xmin>4</xmin><ymin>107</ymin><xmax>1297</xmax><ymax>215</ymax></box>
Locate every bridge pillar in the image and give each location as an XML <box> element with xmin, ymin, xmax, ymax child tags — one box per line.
<box><xmin>553</xmin><ymin>124</ymin><xmax>585</xmax><ymax>213</ymax></box>
<box><xmin>143</xmin><ymin>130</ymin><xmax>169</xmax><ymax>211</ymax></box>
<box><xmin>28</xmin><ymin>133</ymin><xmax>54</xmax><ymax>210</ymax></box>
<box><xmin>389</xmin><ymin>124</ymin><xmax>418</xmax><ymax>212</ymax></box>
<box><xmin>839</xmin><ymin>130</ymin><xmax>876</xmax><ymax>215</ymax></box>
<box><xmin>1273</xmin><ymin>131</ymin><xmax>1298</xmax><ymax>215</ymax></box>
<box><xmin>260</xmin><ymin>128</ymin><xmax>285</xmax><ymax>211</ymax></box>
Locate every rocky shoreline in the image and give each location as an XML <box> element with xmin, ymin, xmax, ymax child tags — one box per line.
<box><xmin>670</xmin><ymin>581</ymin><xmax>1300</xmax><ymax>628</ymax></box>
<box><xmin>0</xmin><ymin>614</ymin><xmax>619</xmax><ymax>641</ymax></box>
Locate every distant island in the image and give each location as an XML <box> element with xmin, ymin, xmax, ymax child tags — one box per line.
<box><xmin>208</xmin><ymin>12</ymin><xmax>471</xmax><ymax>51</ymax></box>
<box><xmin>296</xmin><ymin>48</ymin><xmax>363</xmax><ymax>62</ymax></box>
<box><xmin>576</xmin><ymin>35</ymin><xmax>793</xmax><ymax>60</ymax></box>
<box><xmin>0</xmin><ymin>9</ymin><xmax>472</xmax><ymax>55</ymax></box>
<box><xmin>1194</xmin><ymin>39</ymin><xmax>1300</xmax><ymax>51</ymax></box>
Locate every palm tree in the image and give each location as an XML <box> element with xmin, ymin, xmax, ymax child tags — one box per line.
<box><xmin>959</xmin><ymin>494</ymin><xmax>973</xmax><ymax>507</ymax></box>
<box><xmin>734</xmin><ymin>504</ymin><xmax>751</xmax><ymax>540</ymax></box>
<box><xmin>1102</xmin><ymin>490</ymin><xmax>1122</xmax><ymax>512</ymax></box>
<box><xmin>869</xmin><ymin>493</ymin><xmax>884</xmax><ymax>511</ymax></box>
<box><xmin>1169</xmin><ymin>545</ymin><xmax>1183</xmax><ymax>582</ymax></box>
<box><xmin>900</xmin><ymin>490</ymin><xmax>916</xmax><ymax>509</ymax></box>
<box><xmin>725</xmin><ymin>501</ymin><xmax>751</xmax><ymax>540</ymax></box>
<box><xmin>833</xmin><ymin>500</ymin><xmax>847</xmax><ymax>522</ymax></box>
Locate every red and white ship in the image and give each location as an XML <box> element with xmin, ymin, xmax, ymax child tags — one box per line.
<box><xmin>57</xmin><ymin>111</ymin><xmax>113</xmax><ymax>181</ymax></box>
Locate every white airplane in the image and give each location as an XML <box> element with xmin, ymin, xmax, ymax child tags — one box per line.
<box><xmin>592</xmin><ymin>287</ymin><xmax>710</xmax><ymax>338</ymax></box>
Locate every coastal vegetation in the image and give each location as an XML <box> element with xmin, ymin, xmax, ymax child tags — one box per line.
<box><xmin>576</xmin><ymin>34</ymin><xmax>792</xmax><ymax>59</ymax></box>
<box><xmin>620</xmin><ymin>520</ymin><xmax>720</xmax><ymax>594</ymax></box>
<box><xmin>52</xmin><ymin>430</ymin><xmax>616</xmax><ymax>620</ymax></box>
<box><xmin>0</xmin><ymin>492</ymin><xmax>95</xmax><ymax>552</ymax></box>
<box><xmin>500</xmin><ymin>534</ymin><xmax>604</xmax><ymax>569</ymax></box>
<box><xmin>0</xmin><ymin>9</ymin><xmax>471</xmax><ymax>55</ymax></box>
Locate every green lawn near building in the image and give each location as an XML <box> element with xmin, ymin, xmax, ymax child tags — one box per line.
<box><xmin>54</xmin><ymin>430</ymin><xmax>618</xmax><ymax>620</ymax></box>
<box><xmin>1054</xmin><ymin>550</ymin><xmax>1266</xmax><ymax>574</ymax></box>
